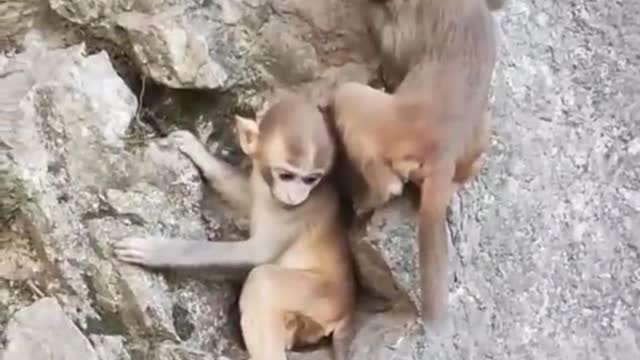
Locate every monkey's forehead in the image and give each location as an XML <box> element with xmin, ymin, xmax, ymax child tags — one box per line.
<box><xmin>261</xmin><ymin>114</ymin><xmax>324</xmax><ymax>134</ymax></box>
<box><xmin>260</xmin><ymin>112</ymin><xmax>330</xmax><ymax>145</ymax></box>
<box><xmin>263</xmin><ymin>133</ymin><xmax>334</xmax><ymax>170</ymax></box>
<box><xmin>261</xmin><ymin>96</ymin><xmax>323</xmax><ymax>125</ymax></box>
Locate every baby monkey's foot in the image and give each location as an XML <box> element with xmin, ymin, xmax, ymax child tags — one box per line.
<box><xmin>169</xmin><ymin>130</ymin><xmax>210</xmax><ymax>168</ymax></box>
<box><xmin>114</xmin><ymin>236</ymin><xmax>175</xmax><ymax>268</ymax></box>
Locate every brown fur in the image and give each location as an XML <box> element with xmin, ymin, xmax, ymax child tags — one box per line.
<box><xmin>330</xmin><ymin>0</ymin><xmax>499</xmax><ymax>323</ymax></box>
<box><xmin>115</xmin><ymin>95</ymin><xmax>355</xmax><ymax>360</ymax></box>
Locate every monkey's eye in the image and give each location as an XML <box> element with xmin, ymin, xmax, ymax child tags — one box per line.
<box><xmin>302</xmin><ymin>175</ymin><xmax>320</xmax><ymax>185</ymax></box>
<box><xmin>278</xmin><ymin>172</ymin><xmax>296</xmax><ymax>182</ymax></box>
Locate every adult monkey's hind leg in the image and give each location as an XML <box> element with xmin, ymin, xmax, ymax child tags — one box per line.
<box><xmin>331</xmin><ymin>82</ymin><xmax>404</xmax><ymax>212</ymax></box>
<box><xmin>239</xmin><ymin>265</ymin><xmax>351</xmax><ymax>360</ymax></box>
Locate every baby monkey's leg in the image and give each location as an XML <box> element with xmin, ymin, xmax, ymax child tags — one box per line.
<box><xmin>239</xmin><ymin>265</ymin><xmax>348</xmax><ymax>360</ymax></box>
<box><xmin>169</xmin><ymin>130</ymin><xmax>252</xmax><ymax>215</ymax></box>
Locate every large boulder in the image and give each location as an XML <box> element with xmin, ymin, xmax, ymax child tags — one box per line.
<box><xmin>0</xmin><ymin>35</ymin><xmax>242</xmax><ymax>359</ymax></box>
<box><xmin>47</xmin><ymin>0</ymin><xmax>375</xmax><ymax>97</ymax></box>
<box><xmin>0</xmin><ymin>0</ymin><xmax>47</xmax><ymax>47</ymax></box>
<box><xmin>3</xmin><ymin>297</ymin><xmax>99</xmax><ymax>360</ymax></box>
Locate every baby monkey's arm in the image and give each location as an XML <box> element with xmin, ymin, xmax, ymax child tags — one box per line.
<box><xmin>170</xmin><ymin>130</ymin><xmax>252</xmax><ymax>216</ymax></box>
<box><xmin>114</xmin><ymin>222</ymin><xmax>299</xmax><ymax>269</ymax></box>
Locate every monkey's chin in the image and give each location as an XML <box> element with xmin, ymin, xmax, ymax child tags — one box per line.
<box><xmin>272</xmin><ymin>194</ymin><xmax>306</xmax><ymax>209</ymax></box>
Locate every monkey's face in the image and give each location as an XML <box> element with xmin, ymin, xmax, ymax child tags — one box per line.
<box><xmin>257</xmin><ymin>133</ymin><xmax>333</xmax><ymax>208</ymax></box>
<box><xmin>234</xmin><ymin>95</ymin><xmax>335</xmax><ymax>207</ymax></box>
<box><xmin>268</xmin><ymin>166</ymin><xmax>324</xmax><ymax>207</ymax></box>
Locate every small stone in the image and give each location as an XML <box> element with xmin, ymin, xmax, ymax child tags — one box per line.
<box><xmin>3</xmin><ymin>297</ymin><xmax>99</xmax><ymax>360</ymax></box>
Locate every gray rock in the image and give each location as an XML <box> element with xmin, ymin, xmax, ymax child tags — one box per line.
<box><xmin>349</xmin><ymin>197</ymin><xmax>422</xmax><ymax>310</ymax></box>
<box><xmin>348</xmin><ymin>312</ymin><xmax>424</xmax><ymax>360</ymax></box>
<box><xmin>49</xmin><ymin>0</ymin><xmax>134</xmax><ymax>25</ymax></box>
<box><xmin>47</xmin><ymin>0</ymin><xmax>375</xmax><ymax>97</ymax></box>
<box><xmin>89</xmin><ymin>335</ymin><xmax>132</xmax><ymax>360</ymax></box>
<box><xmin>114</xmin><ymin>11</ymin><xmax>229</xmax><ymax>89</ymax></box>
<box><xmin>1</xmin><ymin>36</ymin><xmax>240</xmax><ymax>358</ymax></box>
<box><xmin>153</xmin><ymin>342</ymin><xmax>217</xmax><ymax>360</ymax></box>
<box><xmin>0</xmin><ymin>0</ymin><xmax>46</xmax><ymax>45</ymax></box>
<box><xmin>1</xmin><ymin>42</ymin><xmax>137</xmax><ymax>333</ymax></box>
<box><xmin>2</xmin><ymin>297</ymin><xmax>99</xmax><ymax>360</ymax></box>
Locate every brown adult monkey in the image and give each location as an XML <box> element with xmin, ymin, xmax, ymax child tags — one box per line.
<box><xmin>114</xmin><ymin>95</ymin><xmax>355</xmax><ymax>360</ymax></box>
<box><xmin>330</xmin><ymin>0</ymin><xmax>502</xmax><ymax>324</ymax></box>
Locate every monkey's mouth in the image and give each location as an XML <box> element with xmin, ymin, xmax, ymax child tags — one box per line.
<box><xmin>279</xmin><ymin>202</ymin><xmax>298</xmax><ymax>210</ymax></box>
<box><xmin>277</xmin><ymin>199</ymin><xmax>303</xmax><ymax>209</ymax></box>
<box><xmin>271</xmin><ymin>192</ymin><xmax>305</xmax><ymax>209</ymax></box>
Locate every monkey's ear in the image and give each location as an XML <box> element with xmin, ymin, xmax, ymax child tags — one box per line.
<box><xmin>255</xmin><ymin>100</ymin><xmax>270</xmax><ymax>124</ymax></box>
<box><xmin>235</xmin><ymin>115</ymin><xmax>259</xmax><ymax>155</ymax></box>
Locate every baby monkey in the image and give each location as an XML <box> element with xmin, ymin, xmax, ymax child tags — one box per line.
<box><xmin>114</xmin><ymin>95</ymin><xmax>355</xmax><ymax>360</ymax></box>
<box><xmin>331</xmin><ymin>0</ymin><xmax>503</xmax><ymax>324</ymax></box>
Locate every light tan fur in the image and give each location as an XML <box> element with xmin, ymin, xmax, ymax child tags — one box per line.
<box><xmin>115</xmin><ymin>94</ymin><xmax>355</xmax><ymax>360</ymax></box>
<box><xmin>330</xmin><ymin>0</ymin><xmax>500</xmax><ymax>324</ymax></box>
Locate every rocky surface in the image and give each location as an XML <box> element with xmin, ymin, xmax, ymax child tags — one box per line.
<box><xmin>0</xmin><ymin>0</ymin><xmax>47</xmax><ymax>48</ymax></box>
<box><xmin>1</xmin><ymin>0</ymin><xmax>639</xmax><ymax>359</ymax></box>
<box><xmin>3</xmin><ymin>297</ymin><xmax>100</xmax><ymax>360</ymax></box>
<box><xmin>44</xmin><ymin>0</ymin><xmax>375</xmax><ymax>95</ymax></box>
<box><xmin>1</xmin><ymin>37</ymin><xmax>242</xmax><ymax>359</ymax></box>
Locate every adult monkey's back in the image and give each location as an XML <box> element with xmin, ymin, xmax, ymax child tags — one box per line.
<box><xmin>330</xmin><ymin>0</ymin><xmax>503</xmax><ymax>324</ymax></box>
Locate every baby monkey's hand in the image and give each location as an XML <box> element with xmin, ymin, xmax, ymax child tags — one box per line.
<box><xmin>114</xmin><ymin>236</ymin><xmax>178</xmax><ymax>268</ymax></box>
<box><xmin>169</xmin><ymin>130</ymin><xmax>210</xmax><ymax>167</ymax></box>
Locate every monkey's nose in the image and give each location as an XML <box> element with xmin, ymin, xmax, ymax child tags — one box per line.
<box><xmin>285</xmin><ymin>193</ymin><xmax>294</xmax><ymax>203</ymax></box>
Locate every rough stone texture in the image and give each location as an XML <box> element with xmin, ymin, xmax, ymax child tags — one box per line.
<box><xmin>0</xmin><ymin>229</ymin><xmax>45</xmax><ymax>356</ymax></box>
<box><xmin>348</xmin><ymin>312</ymin><xmax>424</xmax><ymax>360</ymax></box>
<box><xmin>0</xmin><ymin>0</ymin><xmax>47</xmax><ymax>47</ymax></box>
<box><xmin>47</xmin><ymin>0</ymin><xmax>375</xmax><ymax>96</ymax></box>
<box><xmin>153</xmin><ymin>342</ymin><xmax>218</xmax><ymax>360</ymax></box>
<box><xmin>475</xmin><ymin>2</ymin><xmax>639</xmax><ymax>357</ymax></box>
<box><xmin>114</xmin><ymin>11</ymin><xmax>230</xmax><ymax>89</ymax></box>
<box><xmin>49</xmin><ymin>0</ymin><xmax>134</xmax><ymax>25</ymax></box>
<box><xmin>90</xmin><ymin>335</ymin><xmax>132</xmax><ymax>360</ymax></box>
<box><xmin>3</xmin><ymin>297</ymin><xmax>99</xmax><ymax>360</ymax></box>
<box><xmin>349</xmin><ymin>197</ymin><xmax>421</xmax><ymax>308</ymax></box>
<box><xmin>1</xmin><ymin>36</ymin><xmax>241</xmax><ymax>359</ymax></box>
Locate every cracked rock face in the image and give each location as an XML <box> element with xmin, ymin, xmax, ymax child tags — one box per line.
<box><xmin>114</xmin><ymin>11</ymin><xmax>229</xmax><ymax>89</ymax></box>
<box><xmin>3</xmin><ymin>297</ymin><xmax>100</xmax><ymax>360</ymax></box>
<box><xmin>349</xmin><ymin>197</ymin><xmax>421</xmax><ymax>308</ymax></box>
<box><xmin>0</xmin><ymin>0</ymin><xmax>46</xmax><ymax>45</ymax></box>
<box><xmin>46</xmin><ymin>0</ymin><xmax>375</xmax><ymax>97</ymax></box>
<box><xmin>1</xmin><ymin>38</ymin><xmax>242</xmax><ymax>359</ymax></box>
